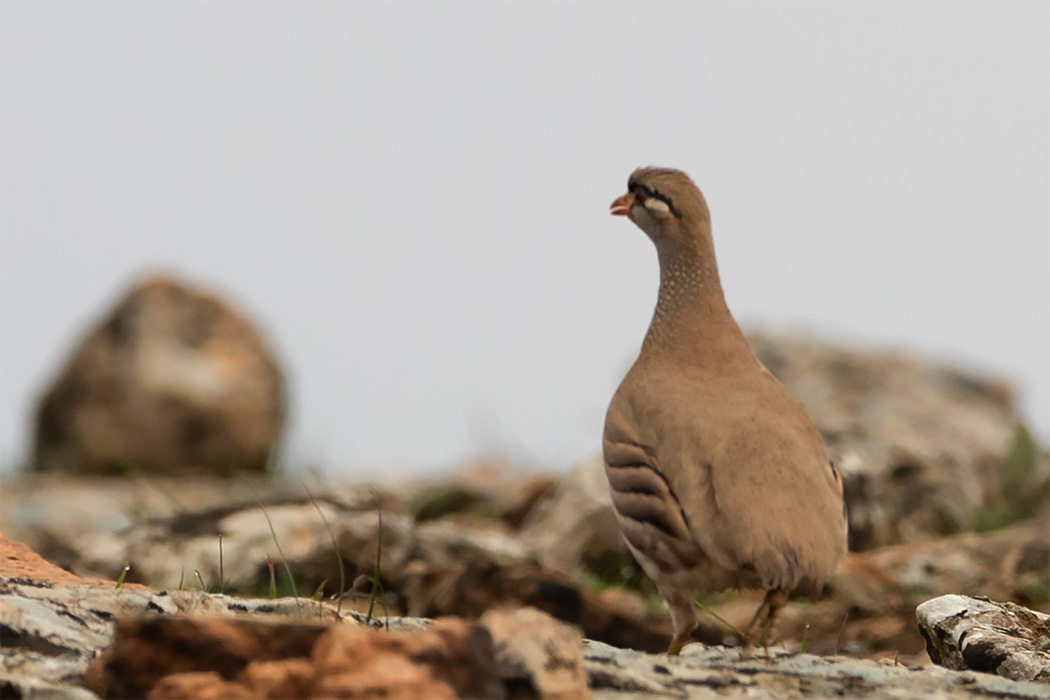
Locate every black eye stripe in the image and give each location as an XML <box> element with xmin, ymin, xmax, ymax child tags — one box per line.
<box><xmin>628</xmin><ymin>183</ymin><xmax>680</xmax><ymax>218</ymax></box>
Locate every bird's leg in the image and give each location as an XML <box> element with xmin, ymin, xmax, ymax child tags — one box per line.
<box><xmin>734</xmin><ymin>594</ymin><xmax>772</xmax><ymax>660</ymax></box>
<box><xmin>666</xmin><ymin>599</ymin><xmax>698</xmax><ymax>655</ymax></box>
<box><xmin>743</xmin><ymin>593</ymin><xmax>771</xmax><ymax>641</ymax></box>
<box><xmin>744</xmin><ymin>588</ymin><xmax>789</xmax><ymax>650</ymax></box>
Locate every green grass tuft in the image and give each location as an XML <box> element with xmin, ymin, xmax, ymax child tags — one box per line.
<box><xmin>114</xmin><ymin>564</ymin><xmax>130</xmax><ymax>589</ymax></box>
<box><xmin>312</xmin><ymin>579</ymin><xmax>329</xmax><ymax>601</ymax></box>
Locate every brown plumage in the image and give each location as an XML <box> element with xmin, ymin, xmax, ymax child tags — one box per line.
<box><xmin>603</xmin><ymin>166</ymin><xmax>847</xmax><ymax>655</ymax></box>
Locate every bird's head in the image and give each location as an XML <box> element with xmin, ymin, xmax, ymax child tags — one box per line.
<box><xmin>610</xmin><ymin>167</ymin><xmax>711</xmax><ymax>246</ymax></box>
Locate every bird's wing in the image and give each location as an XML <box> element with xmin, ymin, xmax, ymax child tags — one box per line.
<box><xmin>608</xmin><ymin>369</ymin><xmax>845</xmax><ymax>593</ymax></box>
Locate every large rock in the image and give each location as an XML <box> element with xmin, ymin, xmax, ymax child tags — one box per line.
<box><xmin>917</xmin><ymin>594</ymin><xmax>1050</xmax><ymax>683</ymax></box>
<box><xmin>32</xmin><ymin>273</ymin><xmax>285</xmax><ymax>475</ymax></box>
<box><xmin>747</xmin><ymin>330</ymin><xmax>1046</xmax><ymax>550</ymax></box>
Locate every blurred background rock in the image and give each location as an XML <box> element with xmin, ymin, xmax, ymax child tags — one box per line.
<box><xmin>31</xmin><ymin>273</ymin><xmax>285</xmax><ymax>476</ymax></box>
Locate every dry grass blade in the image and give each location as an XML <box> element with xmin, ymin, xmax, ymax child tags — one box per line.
<box><xmin>302</xmin><ymin>481</ymin><xmax>346</xmax><ymax>615</ymax></box>
<box><xmin>218</xmin><ymin>534</ymin><xmax>225</xmax><ymax>594</ymax></box>
<box><xmin>244</xmin><ymin>479</ymin><xmax>301</xmax><ymax>611</ymax></box>
<box><xmin>693</xmin><ymin>599</ymin><xmax>747</xmax><ymax>641</ymax></box>
<box><xmin>267</xmin><ymin>555</ymin><xmax>277</xmax><ymax>599</ymax></box>
<box><xmin>366</xmin><ymin>487</ymin><xmax>383</xmax><ymax>626</ymax></box>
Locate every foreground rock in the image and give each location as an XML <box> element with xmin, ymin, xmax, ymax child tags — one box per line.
<box><xmin>585</xmin><ymin>641</ymin><xmax>1050</xmax><ymax>699</ymax></box>
<box><xmin>1</xmin><ymin>532</ymin><xmax>587</xmax><ymax>700</ymax></box>
<box><xmin>917</xmin><ymin>594</ymin><xmax>1050</xmax><ymax>683</ymax></box>
<box><xmin>6</xmin><ymin>558</ymin><xmax>1050</xmax><ymax>699</ymax></box>
<box><xmin>32</xmin><ymin>272</ymin><xmax>285</xmax><ymax>475</ymax></box>
<box><xmin>0</xmin><ymin>558</ymin><xmax>348</xmax><ymax>694</ymax></box>
<box><xmin>86</xmin><ymin>616</ymin><xmax>510</xmax><ymax>699</ymax></box>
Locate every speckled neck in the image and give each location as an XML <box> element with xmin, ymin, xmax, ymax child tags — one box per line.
<box><xmin>642</xmin><ymin>229</ymin><xmax>732</xmax><ymax>352</ymax></box>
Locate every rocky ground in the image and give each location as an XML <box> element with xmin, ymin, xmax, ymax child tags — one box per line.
<box><xmin>2</xmin><ymin>524</ymin><xmax>1049</xmax><ymax>699</ymax></box>
<box><xmin>2</xmin><ymin>451</ymin><xmax>1048</xmax><ymax>697</ymax></box>
<box><xmin>3</xmin><ymin>330</ymin><xmax>1049</xmax><ymax>697</ymax></box>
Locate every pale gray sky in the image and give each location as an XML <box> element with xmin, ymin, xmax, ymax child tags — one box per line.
<box><xmin>2</xmin><ymin>2</ymin><xmax>1048</xmax><ymax>476</ymax></box>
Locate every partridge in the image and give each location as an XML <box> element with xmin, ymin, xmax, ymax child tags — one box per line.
<box><xmin>603</xmin><ymin>167</ymin><xmax>847</xmax><ymax>655</ymax></box>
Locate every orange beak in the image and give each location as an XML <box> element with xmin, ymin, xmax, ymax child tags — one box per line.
<box><xmin>610</xmin><ymin>192</ymin><xmax>631</xmax><ymax>217</ymax></box>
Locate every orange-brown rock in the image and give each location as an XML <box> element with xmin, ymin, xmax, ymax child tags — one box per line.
<box><xmin>86</xmin><ymin>614</ymin><xmax>505</xmax><ymax>699</ymax></box>
<box><xmin>311</xmin><ymin>619</ymin><xmax>499</xmax><ymax>699</ymax></box>
<box><xmin>239</xmin><ymin>659</ymin><xmax>324</xmax><ymax>699</ymax></box>
<box><xmin>0</xmin><ymin>532</ymin><xmax>150</xmax><ymax>590</ymax></box>
<box><xmin>147</xmin><ymin>672</ymin><xmax>255</xmax><ymax>700</ymax></box>
<box><xmin>33</xmin><ymin>273</ymin><xmax>285</xmax><ymax>475</ymax></box>
<box><xmin>85</xmin><ymin>616</ymin><xmax>327</xmax><ymax>698</ymax></box>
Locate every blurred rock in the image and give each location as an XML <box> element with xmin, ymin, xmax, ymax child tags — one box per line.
<box><xmin>84</xmin><ymin>608</ymin><xmax>588</xmax><ymax>699</ymax></box>
<box><xmin>400</xmin><ymin>558</ymin><xmax>673</xmax><ymax>653</ymax></box>
<box><xmin>519</xmin><ymin>452</ymin><xmax>627</xmax><ymax>579</ymax></box>
<box><xmin>0</xmin><ymin>474</ymin><xmax>330</xmax><ymax>575</ymax></box>
<box><xmin>86</xmin><ymin>615</ymin><xmax>504</xmax><ymax>700</ymax></box>
<box><xmin>746</xmin><ymin>329</ymin><xmax>1046</xmax><ymax>550</ymax></box>
<box><xmin>405</xmin><ymin>459</ymin><xmax>558</xmax><ymax>529</ymax></box>
<box><xmin>0</xmin><ymin>533</ymin><xmax>354</xmax><ymax>696</ymax></box>
<box><xmin>917</xmin><ymin>594</ymin><xmax>1050</xmax><ymax>683</ymax></box>
<box><xmin>0</xmin><ymin>532</ymin><xmax>431</xmax><ymax>697</ymax></box>
<box><xmin>838</xmin><ymin>514</ymin><xmax>1049</xmax><ymax>612</ymax></box>
<box><xmin>146</xmin><ymin>671</ymin><xmax>257</xmax><ymax>700</ymax></box>
<box><xmin>67</xmin><ymin>490</ymin><xmax>415</xmax><ymax>593</ymax></box>
<box><xmin>481</xmin><ymin>607</ymin><xmax>589</xmax><ymax>699</ymax></box>
<box><xmin>414</xmin><ymin>518</ymin><xmax>527</xmax><ymax>568</ymax></box>
<box><xmin>755</xmin><ymin>513</ymin><xmax>1050</xmax><ymax>662</ymax></box>
<box><xmin>310</xmin><ymin>619</ymin><xmax>501</xmax><ymax>699</ymax></box>
<box><xmin>32</xmin><ymin>273</ymin><xmax>285</xmax><ymax>476</ymax></box>
<box><xmin>9</xmin><ymin>478</ymin><xmax>672</xmax><ymax>652</ymax></box>
<box><xmin>85</xmin><ymin>617</ymin><xmax>329</xmax><ymax>699</ymax></box>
